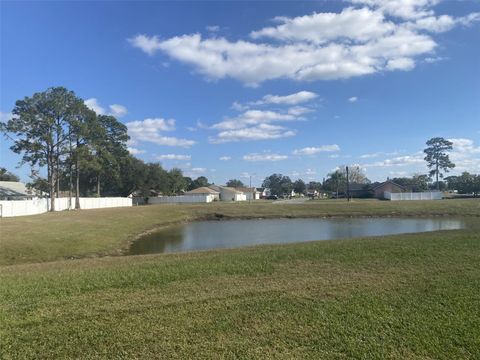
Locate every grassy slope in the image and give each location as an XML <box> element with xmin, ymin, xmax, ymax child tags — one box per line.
<box><xmin>1</xmin><ymin>230</ymin><xmax>479</xmax><ymax>359</ymax></box>
<box><xmin>1</xmin><ymin>199</ymin><xmax>479</xmax><ymax>266</ymax></box>
<box><xmin>1</xmin><ymin>199</ymin><xmax>479</xmax><ymax>359</ymax></box>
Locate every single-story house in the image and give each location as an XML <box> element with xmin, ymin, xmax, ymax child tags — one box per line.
<box><xmin>235</xmin><ymin>187</ymin><xmax>260</xmax><ymax>200</ymax></box>
<box><xmin>256</xmin><ymin>187</ymin><xmax>270</xmax><ymax>198</ymax></box>
<box><xmin>185</xmin><ymin>187</ymin><xmax>220</xmax><ymax>202</ymax></box>
<box><xmin>334</xmin><ymin>180</ymin><xmax>405</xmax><ymax>199</ymax></box>
<box><xmin>209</xmin><ymin>185</ymin><xmax>247</xmax><ymax>201</ymax></box>
<box><xmin>0</xmin><ymin>181</ymin><xmax>35</xmax><ymax>200</ymax></box>
<box><xmin>371</xmin><ymin>180</ymin><xmax>405</xmax><ymax>199</ymax></box>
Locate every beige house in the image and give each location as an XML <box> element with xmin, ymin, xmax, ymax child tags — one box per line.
<box><xmin>185</xmin><ymin>187</ymin><xmax>220</xmax><ymax>202</ymax></box>
<box><xmin>208</xmin><ymin>185</ymin><xmax>247</xmax><ymax>201</ymax></box>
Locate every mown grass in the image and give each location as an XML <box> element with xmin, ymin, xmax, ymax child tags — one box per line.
<box><xmin>1</xmin><ymin>199</ymin><xmax>479</xmax><ymax>265</ymax></box>
<box><xmin>0</xmin><ymin>199</ymin><xmax>479</xmax><ymax>358</ymax></box>
<box><xmin>1</xmin><ymin>227</ymin><xmax>479</xmax><ymax>359</ymax></box>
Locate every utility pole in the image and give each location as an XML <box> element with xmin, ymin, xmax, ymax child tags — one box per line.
<box><xmin>346</xmin><ymin>166</ymin><xmax>350</xmax><ymax>202</ymax></box>
<box><xmin>249</xmin><ymin>175</ymin><xmax>252</xmax><ymax>204</ymax></box>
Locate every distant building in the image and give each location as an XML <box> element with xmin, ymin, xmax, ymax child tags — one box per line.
<box><xmin>208</xmin><ymin>185</ymin><xmax>247</xmax><ymax>201</ymax></box>
<box><xmin>334</xmin><ymin>180</ymin><xmax>405</xmax><ymax>199</ymax></box>
<box><xmin>185</xmin><ymin>187</ymin><xmax>220</xmax><ymax>201</ymax></box>
<box><xmin>0</xmin><ymin>181</ymin><xmax>35</xmax><ymax>200</ymax></box>
<box><xmin>371</xmin><ymin>180</ymin><xmax>405</xmax><ymax>199</ymax></box>
<box><xmin>235</xmin><ymin>187</ymin><xmax>260</xmax><ymax>200</ymax></box>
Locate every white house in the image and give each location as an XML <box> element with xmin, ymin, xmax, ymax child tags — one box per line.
<box><xmin>235</xmin><ymin>187</ymin><xmax>260</xmax><ymax>200</ymax></box>
<box><xmin>209</xmin><ymin>185</ymin><xmax>246</xmax><ymax>201</ymax></box>
<box><xmin>0</xmin><ymin>181</ymin><xmax>35</xmax><ymax>200</ymax></box>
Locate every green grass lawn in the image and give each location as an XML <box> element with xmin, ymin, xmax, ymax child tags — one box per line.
<box><xmin>1</xmin><ymin>199</ymin><xmax>479</xmax><ymax>359</ymax></box>
<box><xmin>1</xmin><ymin>199</ymin><xmax>479</xmax><ymax>265</ymax></box>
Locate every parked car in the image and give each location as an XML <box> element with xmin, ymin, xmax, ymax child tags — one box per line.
<box><xmin>266</xmin><ymin>195</ymin><xmax>278</xmax><ymax>200</ymax></box>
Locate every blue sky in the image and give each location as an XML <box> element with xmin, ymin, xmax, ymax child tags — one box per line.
<box><xmin>1</xmin><ymin>0</ymin><xmax>479</xmax><ymax>186</ymax></box>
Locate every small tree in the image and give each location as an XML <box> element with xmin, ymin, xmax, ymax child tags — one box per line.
<box><xmin>424</xmin><ymin>137</ymin><xmax>455</xmax><ymax>190</ymax></box>
<box><xmin>0</xmin><ymin>168</ymin><xmax>19</xmax><ymax>182</ymax></box>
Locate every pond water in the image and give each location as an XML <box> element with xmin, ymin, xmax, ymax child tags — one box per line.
<box><xmin>127</xmin><ymin>217</ymin><xmax>465</xmax><ymax>255</ymax></box>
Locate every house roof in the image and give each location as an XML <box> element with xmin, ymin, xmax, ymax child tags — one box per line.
<box><xmin>371</xmin><ymin>180</ymin><xmax>405</xmax><ymax>190</ymax></box>
<box><xmin>0</xmin><ymin>181</ymin><xmax>32</xmax><ymax>198</ymax></box>
<box><xmin>208</xmin><ymin>185</ymin><xmax>243</xmax><ymax>194</ymax></box>
<box><xmin>185</xmin><ymin>187</ymin><xmax>220</xmax><ymax>195</ymax></box>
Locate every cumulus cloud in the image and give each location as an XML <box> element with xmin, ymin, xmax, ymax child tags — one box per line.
<box><xmin>363</xmin><ymin>153</ymin><xmax>425</xmax><ymax>168</ymax></box>
<box><xmin>448</xmin><ymin>138</ymin><xmax>480</xmax><ymax>171</ymax></box>
<box><xmin>293</xmin><ymin>145</ymin><xmax>341</xmax><ymax>155</ymax></box>
<box><xmin>84</xmin><ymin>98</ymin><xmax>128</xmax><ymax>117</ymax></box>
<box><xmin>0</xmin><ymin>111</ymin><xmax>13</xmax><ymax>123</ymax></box>
<box><xmin>243</xmin><ymin>153</ymin><xmax>289</xmax><ymax>162</ymax></box>
<box><xmin>254</xmin><ymin>91</ymin><xmax>318</xmax><ymax>106</ymax></box>
<box><xmin>209</xmin><ymin>108</ymin><xmax>305</xmax><ymax>143</ymax></box>
<box><xmin>156</xmin><ymin>154</ymin><xmax>191</xmax><ymax>161</ymax></box>
<box><xmin>128</xmin><ymin>147</ymin><xmax>145</xmax><ymax>155</ymax></box>
<box><xmin>128</xmin><ymin>1</ymin><xmax>477</xmax><ymax>86</ymax></box>
<box><xmin>206</xmin><ymin>25</ymin><xmax>220</xmax><ymax>32</ymax></box>
<box><xmin>232</xmin><ymin>91</ymin><xmax>318</xmax><ymax>113</ymax></box>
<box><xmin>250</xmin><ymin>7</ymin><xmax>394</xmax><ymax>44</ymax></box>
<box><xmin>109</xmin><ymin>104</ymin><xmax>128</xmax><ymax>117</ymax></box>
<box><xmin>348</xmin><ymin>96</ymin><xmax>358</xmax><ymax>102</ymax></box>
<box><xmin>211</xmin><ymin>124</ymin><xmax>296</xmax><ymax>143</ymax></box>
<box><xmin>219</xmin><ymin>156</ymin><xmax>232</xmax><ymax>161</ymax></box>
<box><xmin>126</xmin><ymin>118</ymin><xmax>195</xmax><ymax>147</ymax></box>
<box><xmin>84</xmin><ymin>98</ymin><xmax>106</xmax><ymax>115</ymax></box>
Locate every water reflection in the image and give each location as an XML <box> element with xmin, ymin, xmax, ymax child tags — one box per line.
<box><xmin>128</xmin><ymin>218</ymin><xmax>465</xmax><ymax>255</ymax></box>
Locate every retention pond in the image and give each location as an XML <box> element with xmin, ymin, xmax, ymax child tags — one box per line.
<box><xmin>128</xmin><ymin>217</ymin><xmax>465</xmax><ymax>255</ymax></box>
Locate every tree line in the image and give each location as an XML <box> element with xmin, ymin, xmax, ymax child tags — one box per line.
<box><xmin>2</xmin><ymin>91</ymin><xmax>477</xmax><ymax>203</ymax></box>
<box><xmin>0</xmin><ymin>87</ymin><xmax>213</xmax><ymax>209</ymax></box>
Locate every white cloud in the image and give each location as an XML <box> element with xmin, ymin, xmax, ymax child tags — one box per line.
<box><xmin>361</xmin><ymin>138</ymin><xmax>480</xmax><ymax>174</ymax></box>
<box><xmin>84</xmin><ymin>98</ymin><xmax>128</xmax><ymax>118</ymax></box>
<box><xmin>211</xmin><ymin>124</ymin><xmax>296</xmax><ymax>143</ymax></box>
<box><xmin>128</xmin><ymin>147</ymin><xmax>145</xmax><ymax>155</ymax></box>
<box><xmin>255</xmin><ymin>91</ymin><xmax>318</xmax><ymax>106</ymax></box>
<box><xmin>293</xmin><ymin>145</ymin><xmax>341</xmax><ymax>155</ymax></box>
<box><xmin>424</xmin><ymin>56</ymin><xmax>445</xmax><ymax>63</ymax></box>
<box><xmin>363</xmin><ymin>154</ymin><xmax>425</xmax><ymax>168</ymax></box>
<box><xmin>209</xmin><ymin>108</ymin><xmax>306</xmax><ymax>143</ymax></box>
<box><xmin>128</xmin><ymin>1</ymin><xmax>476</xmax><ymax>86</ymax></box>
<box><xmin>231</xmin><ymin>101</ymin><xmax>249</xmax><ymax>111</ymax></box>
<box><xmin>219</xmin><ymin>156</ymin><xmax>232</xmax><ymax>161</ymax></box>
<box><xmin>349</xmin><ymin>0</ymin><xmax>440</xmax><ymax>20</ymax></box>
<box><xmin>84</xmin><ymin>98</ymin><xmax>106</xmax><ymax>115</ymax></box>
<box><xmin>348</xmin><ymin>96</ymin><xmax>358</xmax><ymax>102</ymax></box>
<box><xmin>156</xmin><ymin>154</ymin><xmax>191</xmax><ymax>161</ymax></box>
<box><xmin>212</xmin><ymin>109</ymin><xmax>297</xmax><ymax>131</ymax></box>
<box><xmin>243</xmin><ymin>153</ymin><xmax>289</xmax><ymax>162</ymax></box>
<box><xmin>126</xmin><ymin>118</ymin><xmax>195</xmax><ymax>147</ymax></box>
<box><xmin>191</xmin><ymin>167</ymin><xmax>207</xmax><ymax>173</ymax></box>
<box><xmin>128</xmin><ymin>34</ymin><xmax>162</xmax><ymax>55</ymax></box>
<box><xmin>448</xmin><ymin>138</ymin><xmax>480</xmax><ymax>172</ymax></box>
<box><xmin>385</xmin><ymin>57</ymin><xmax>415</xmax><ymax>71</ymax></box>
<box><xmin>109</xmin><ymin>104</ymin><xmax>128</xmax><ymax>117</ymax></box>
<box><xmin>251</xmin><ymin>7</ymin><xmax>395</xmax><ymax>44</ymax></box>
<box><xmin>206</xmin><ymin>25</ymin><xmax>220</xmax><ymax>32</ymax></box>
<box><xmin>0</xmin><ymin>111</ymin><xmax>13</xmax><ymax>123</ymax></box>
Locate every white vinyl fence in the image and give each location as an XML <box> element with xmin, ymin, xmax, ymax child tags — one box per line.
<box><xmin>0</xmin><ymin>197</ymin><xmax>132</xmax><ymax>217</ymax></box>
<box><xmin>384</xmin><ymin>191</ymin><xmax>442</xmax><ymax>201</ymax></box>
<box><xmin>148</xmin><ymin>194</ymin><xmax>217</xmax><ymax>204</ymax></box>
